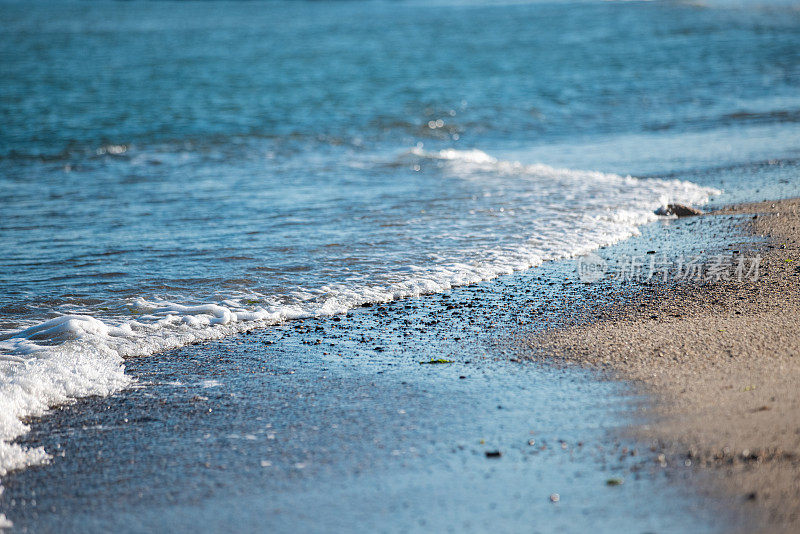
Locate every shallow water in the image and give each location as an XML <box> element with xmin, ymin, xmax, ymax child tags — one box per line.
<box><xmin>1</xmin><ymin>0</ymin><xmax>799</xmax><ymax>529</ymax></box>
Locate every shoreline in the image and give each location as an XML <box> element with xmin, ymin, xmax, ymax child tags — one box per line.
<box><xmin>2</xmin><ymin>196</ymin><xmax>797</xmax><ymax>532</ymax></box>
<box><xmin>0</xmin><ymin>216</ymin><xmax>738</xmax><ymax>532</ymax></box>
<box><xmin>529</xmin><ymin>198</ymin><xmax>800</xmax><ymax>532</ymax></box>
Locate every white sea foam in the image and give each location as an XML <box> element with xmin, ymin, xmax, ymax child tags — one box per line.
<box><xmin>0</xmin><ymin>149</ymin><xmax>720</xmax><ymax>501</ymax></box>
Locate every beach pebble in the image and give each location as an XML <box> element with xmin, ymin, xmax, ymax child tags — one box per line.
<box><xmin>549</xmin><ymin>493</ymin><xmax>560</xmax><ymax>502</ymax></box>
<box><xmin>655</xmin><ymin>204</ymin><xmax>703</xmax><ymax>217</ymax></box>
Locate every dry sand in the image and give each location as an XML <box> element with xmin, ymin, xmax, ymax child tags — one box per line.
<box><xmin>528</xmin><ymin>198</ymin><xmax>800</xmax><ymax>532</ymax></box>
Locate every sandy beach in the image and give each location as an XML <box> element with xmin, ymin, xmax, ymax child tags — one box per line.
<box><xmin>531</xmin><ymin>197</ymin><xmax>800</xmax><ymax>532</ymax></box>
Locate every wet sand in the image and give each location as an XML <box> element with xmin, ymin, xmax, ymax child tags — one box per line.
<box><xmin>530</xmin><ymin>198</ymin><xmax>800</xmax><ymax>532</ymax></box>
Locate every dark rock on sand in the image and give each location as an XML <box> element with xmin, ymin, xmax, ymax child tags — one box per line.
<box><xmin>654</xmin><ymin>204</ymin><xmax>704</xmax><ymax>217</ymax></box>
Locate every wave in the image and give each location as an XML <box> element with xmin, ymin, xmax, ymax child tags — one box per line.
<box><xmin>0</xmin><ymin>148</ymin><xmax>720</xmax><ymax>504</ymax></box>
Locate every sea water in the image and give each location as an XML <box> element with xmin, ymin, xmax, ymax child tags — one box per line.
<box><xmin>1</xmin><ymin>0</ymin><xmax>799</xmax><ymax>517</ymax></box>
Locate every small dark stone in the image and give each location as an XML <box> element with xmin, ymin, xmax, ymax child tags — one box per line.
<box><xmin>485</xmin><ymin>450</ymin><xmax>502</xmax><ymax>458</ymax></box>
<box><xmin>654</xmin><ymin>204</ymin><xmax>704</xmax><ymax>217</ymax></box>
<box><xmin>746</xmin><ymin>492</ymin><xmax>758</xmax><ymax>501</ymax></box>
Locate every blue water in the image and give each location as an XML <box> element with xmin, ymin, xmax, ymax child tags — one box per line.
<box><xmin>2</xmin><ymin>0</ymin><xmax>799</xmax><ymax>330</ymax></box>
<box><xmin>0</xmin><ymin>0</ymin><xmax>799</xmax><ymax>529</ymax></box>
